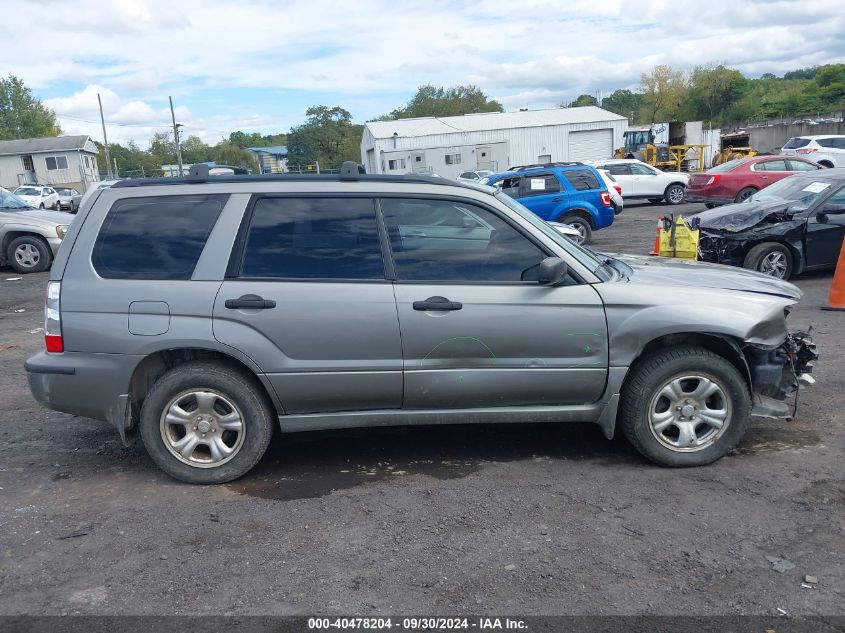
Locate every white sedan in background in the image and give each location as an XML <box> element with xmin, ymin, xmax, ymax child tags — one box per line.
<box><xmin>13</xmin><ymin>185</ymin><xmax>60</xmax><ymax>210</ymax></box>
<box><xmin>591</xmin><ymin>158</ymin><xmax>688</xmax><ymax>205</ymax></box>
<box><xmin>456</xmin><ymin>170</ymin><xmax>493</xmax><ymax>184</ymax></box>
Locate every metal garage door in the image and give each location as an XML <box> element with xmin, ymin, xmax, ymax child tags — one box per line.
<box><xmin>568</xmin><ymin>129</ymin><xmax>613</xmax><ymax>162</ymax></box>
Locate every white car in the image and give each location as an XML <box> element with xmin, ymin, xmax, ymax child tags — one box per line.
<box><xmin>597</xmin><ymin>168</ymin><xmax>624</xmax><ymax>214</ymax></box>
<box><xmin>13</xmin><ymin>185</ymin><xmax>60</xmax><ymax>210</ymax></box>
<box><xmin>55</xmin><ymin>187</ymin><xmax>82</xmax><ymax>212</ymax></box>
<box><xmin>780</xmin><ymin>135</ymin><xmax>845</xmax><ymax>168</ymax></box>
<box><xmin>456</xmin><ymin>170</ymin><xmax>493</xmax><ymax>184</ymax></box>
<box><xmin>591</xmin><ymin>159</ymin><xmax>689</xmax><ymax>205</ymax></box>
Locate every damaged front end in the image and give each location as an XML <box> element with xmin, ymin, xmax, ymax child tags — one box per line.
<box><xmin>744</xmin><ymin>331</ymin><xmax>818</xmax><ymax>419</ymax></box>
<box><xmin>696</xmin><ymin>204</ymin><xmax>805</xmax><ymax>268</ymax></box>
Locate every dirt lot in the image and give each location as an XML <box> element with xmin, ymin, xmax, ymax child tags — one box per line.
<box><xmin>0</xmin><ymin>200</ymin><xmax>843</xmax><ymax>617</ymax></box>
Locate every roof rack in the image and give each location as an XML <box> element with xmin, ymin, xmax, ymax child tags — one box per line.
<box><xmin>109</xmin><ymin>161</ymin><xmax>476</xmax><ymax>189</ymax></box>
<box><xmin>508</xmin><ymin>161</ymin><xmax>584</xmax><ymax>171</ymax></box>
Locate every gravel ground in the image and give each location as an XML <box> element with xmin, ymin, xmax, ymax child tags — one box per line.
<box><xmin>0</xmin><ymin>200</ymin><xmax>842</xmax><ymax>616</ymax></box>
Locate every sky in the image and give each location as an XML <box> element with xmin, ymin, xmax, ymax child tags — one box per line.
<box><xmin>4</xmin><ymin>0</ymin><xmax>845</xmax><ymax>147</ymax></box>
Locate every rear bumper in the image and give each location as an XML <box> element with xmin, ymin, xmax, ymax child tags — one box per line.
<box><xmin>26</xmin><ymin>351</ymin><xmax>142</xmax><ymax>435</ymax></box>
<box><xmin>684</xmin><ymin>192</ymin><xmax>734</xmax><ymax>205</ymax></box>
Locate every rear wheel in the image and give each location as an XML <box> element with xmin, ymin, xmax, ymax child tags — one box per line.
<box><xmin>743</xmin><ymin>242</ymin><xmax>793</xmax><ymax>280</ymax></box>
<box><xmin>620</xmin><ymin>347</ymin><xmax>750</xmax><ymax>467</ymax></box>
<box><xmin>7</xmin><ymin>235</ymin><xmax>51</xmax><ymax>273</ymax></box>
<box><xmin>735</xmin><ymin>187</ymin><xmax>757</xmax><ymax>203</ymax></box>
<box><xmin>705</xmin><ymin>203</ymin><xmax>717</xmax><ymax>209</ymax></box>
<box><xmin>558</xmin><ymin>213</ymin><xmax>592</xmax><ymax>245</ymax></box>
<box><xmin>139</xmin><ymin>362</ymin><xmax>274</xmax><ymax>484</ymax></box>
<box><xmin>664</xmin><ymin>184</ymin><xmax>685</xmax><ymax>205</ymax></box>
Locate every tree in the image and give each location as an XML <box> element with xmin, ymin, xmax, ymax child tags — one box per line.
<box><xmin>228</xmin><ymin>130</ymin><xmax>288</xmax><ymax>149</ymax></box>
<box><xmin>180</xmin><ymin>134</ymin><xmax>211</xmax><ymax>164</ymax></box>
<box><xmin>211</xmin><ymin>141</ymin><xmax>257</xmax><ymax>170</ymax></box>
<box><xmin>0</xmin><ymin>74</ymin><xmax>61</xmax><ymax>140</ymax></box>
<box><xmin>287</xmin><ymin>105</ymin><xmax>362</xmax><ymax>169</ymax></box>
<box><xmin>688</xmin><ymin>64</ymin><xmax>747</xmax><ymax>122</ymax></box>
<box><xmin>601</xmin><ymin>89</ymin><xmax>646</xmax><ymax>122</ymax></box>
<box><xmin>564</xmin><ymin>94</ymin><xmax>598</xmax><ymax>108</ymax></box>
<box><xmin>641</xmin><ymin>65</ymin><xmax>687</xmax><ymax>123</ymax></box>
<box><xmin>381</xmin><ymin>84</ymin><xmax>503</xmax><ymax>120</ymax></box>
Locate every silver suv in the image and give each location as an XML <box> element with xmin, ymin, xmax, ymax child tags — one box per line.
<box><xmin>25</xmin><ymin>163</ymin><xmax>816</xmax><ymax>484</ymax></box>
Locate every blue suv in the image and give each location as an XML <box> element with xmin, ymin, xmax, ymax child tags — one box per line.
<box><xmin>483</xmin><ymin>163</ymin><xmax>614</xmax><ymax>244</ymax></box>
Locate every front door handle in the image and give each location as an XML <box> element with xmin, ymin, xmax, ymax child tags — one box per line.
<box><xmin>225</xmin><ymin>294</ymin><xmax>276</xmax><ymax>309</ymax></box>
<box><xmin>413</xmin><ymin>296</ymin><xmax>463</xmax><ymax>311</ymax></box>
<box><xmin>551</xmin><ymin>197</ymin><xmax>562</xmax><ymax>202</ymax></box>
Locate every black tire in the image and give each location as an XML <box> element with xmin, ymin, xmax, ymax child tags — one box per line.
<box><xmin>735</xmin><ymin>187</ymin><xmax>757</xmax><ymax>203</ymax></box>
<box><xmin>39</xmin><ymin>203</ymin><xmax>45</xmax><ymax>209</ymax></box>
<box><xmin>705</xmin><ymin>203</ymin><xmax>718</xmax><ymax>209</ymax></box>
<box><xmin>7</xmin><ymin>235</ymin><xmax>52</xmax><ymax>273</ymax></box>
<box><xmin>139</xmin><ymin>361</ymin><xmax>274</xmax><ymax>484</ymax></box>
<box><xmin>620</xmin><ymin>346</ymin><xmax>751</xmax><ymax>467</ymax></box>
<box><xmin>664</xmin><ymin>183</ymin><xmax>685</xmax><ymax>205</ymax></box>
<box><xmin>648</xmin><ymin>198</ymin><xmax>663</xmax><ymax>204</ymax></box>
<box><xmin>743</xmin><ymin>242</ymin><xmax>793</xmax><ymax>280</ymax></box>
<box><xmin>557</xmin><ymin>213</ymin><xmax>592</xmax><ymax>245</ymax></box>
<box><xmin>53</xmin><ymin>201</ymin><xmax>61</xmax><ymax>211</ymax></box>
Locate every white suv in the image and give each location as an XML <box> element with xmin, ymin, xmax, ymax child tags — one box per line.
<box><xmin>591</xmin><ymin>159</ymin><xmax>688</xmax><ymax>205</ymax></box>
<box><xmin>780</xmin><ymin>135</ymin><xmax>845</xmax><ymax>168</ymax></box>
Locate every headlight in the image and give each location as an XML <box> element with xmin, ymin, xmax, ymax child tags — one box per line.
<box><xmin>56</xmin><ymin>225</ymin><xmax>69</xmax><ymax>239</ymax></box>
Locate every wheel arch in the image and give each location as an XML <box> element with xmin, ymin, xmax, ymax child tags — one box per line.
<box><xmin>743</xmin><ymin>239</ymin><xmax>803</xmax><ymax>276</ymax></box>
<box><xmin>127</xmin><ymin>347</ymin><xmax>283</xmax><ymax>431</ymax></box>
<box><xmin>817</xmin><ymin>160</ymin><xmax>834</xmax><ymax>168</ymax></box>
<box><xmin>556</xmin><ymin>206</ymin><xmax>596</xmax><ymax>228</ymax></box>
<box><xmin>2</xmin><ymin>230</ymin><xmax>50</xmax><ymax>254</ymax></box>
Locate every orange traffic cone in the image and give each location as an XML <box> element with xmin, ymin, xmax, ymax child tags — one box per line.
<box><xmin>649</xmin><ymin>216</ymin><xmax>664</xmax><ymax>256</ymax></box>
<box><xmin>822</xmin><ymin>236</ymin><xmax>845</xmax><ymax>311</ymax></box>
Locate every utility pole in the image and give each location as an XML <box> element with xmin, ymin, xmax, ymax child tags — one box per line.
<box><xmin>169</xmin><ymin>96</ymin><xmax>184</xmax><ymax>175</ymax></box>
<box><xmin>98</xmin><ymin>93</ymin><xmax>113</xmax><ymax>179</ymax></box>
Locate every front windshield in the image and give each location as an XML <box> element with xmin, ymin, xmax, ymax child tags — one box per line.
<box><xmin>15</xmin><ymin>187</ymin><xmax>39</xmax><ymax>196</ymax></box>
<box><xmin>0</xmin><ymin>188</ymin><xmax>30</xmax><ymax>209</ymax></box>
<box><xmin>494</xmin><ymin>191</ymin><xmax>609</xmax><ymax>277</ymax></box>
<box><xmin>749</xmin><ymin>177</ymin><xmax>833</xmax><ymax>211</ymax></box>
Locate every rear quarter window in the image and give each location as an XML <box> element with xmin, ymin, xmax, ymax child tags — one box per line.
<box><xmin>561</xmin><ymin>169</ymin><xmax>601</xmax><ymax>191</ymax></box>
<box><xmin>92</xmin><ymin>194</ymin><xmax>228</xmax><ymax>279</ymax></box>
<box><xmin>783</xmin><ymin>137</ymin><xmax>811</xmax><ymax>149</ymax></box>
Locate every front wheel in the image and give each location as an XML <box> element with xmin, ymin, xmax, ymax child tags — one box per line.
<box><xmin>620</xmin><ymin>347</ymin><xmax>751</xmax><ymax>467</ymax></box>
<box><xmin>558</xmin><ymin>214</ymin><xmax>592</xmax><ymax>245</ymax></box>
<box><xmin>664</xmin><ymin>184</ymin><xmax>685</xmax><ymax>205</ymax></box>
<box><xmin>743</xmin><ymin>242</ymin><xmax>793</xmax><ymax>280</ymax></box>
<box><xmin>139</xmin><ymin>362</ymin><xmax>274</xmax><ymax>484</ymax></box>
<box><xmin>7</xmin><ymin>236</ymin><xmax>51</xmax><ymax>273</ymax></box>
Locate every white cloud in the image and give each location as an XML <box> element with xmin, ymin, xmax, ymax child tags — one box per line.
<box><xmin>8</xmin><ymin>0</ymin><xmax>845</xmax><ymax>145</ymax></box>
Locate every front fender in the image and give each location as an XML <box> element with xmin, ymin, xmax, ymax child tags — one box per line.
<box><xmin>598</xmin><ymin>285</ymin><xmax>793</xmax><ymax>366</ymax></box>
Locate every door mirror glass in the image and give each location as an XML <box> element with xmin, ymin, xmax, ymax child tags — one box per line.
<box><xmin>537</xmin><ymin>257</ymin><xmax>569</xmax><ymax>286</ymax></box>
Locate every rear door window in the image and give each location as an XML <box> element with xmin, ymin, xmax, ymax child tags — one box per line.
<box><xmin>606</xmin><ymin>164</ymin><xmax>632</xmax><ymax>176</ymax></box>
<box><xmin>237</xmin><ymin>197</ymin><xmax>384</xmax><ymax>280</ymax></box>
<box><xmin>788</xmin><ymin>160</ymin><xmax>820</xmax><ymax>172</ymax></box>
<box><xmin>561</xmin><ymin>169</ymin><xmax>601</xmax><ymax>191</ymax></box>
<box><xmin>755</xmin><ymin>160</ymin><xmax>789</xmax><ymax>172</ymax></box>
<box><xmin>92</xmin><ymin>194</ymin><xmax>227</xmax><ymax>279</ymax></box>
<box><xmin>519</xmin><ymin>173</ymin><xmax>561</xmax><ymax>197</ymax></box>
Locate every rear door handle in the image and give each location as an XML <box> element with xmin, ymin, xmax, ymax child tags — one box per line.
<box><xmin>413</xmin><ymin>296</ymin><xmax>463</xmax><ymax>311</ymax></box>
<box><xmin>225</xmin><ymin>295</ymin><xmax>276</xmax><ymax>309</ymax></box>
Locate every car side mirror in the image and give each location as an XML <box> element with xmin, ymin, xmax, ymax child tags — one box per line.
<box><xmin>538</xmin><ymin>257</ymin><xmax>569</xmax><ymax>286</ymax></box>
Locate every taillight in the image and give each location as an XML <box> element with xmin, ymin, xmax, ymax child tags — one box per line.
<box><xmin>44</xmin><ymin>281</ymin><xmax>63</xmax><ymax>353</ymax></box>
<box><xmin>600</xmin><ymin>191</ymin><xmax>612</xmax><ymax>206</ymax></box>
<box><xmin>705</xmin><ymin>175</ymin><xmax>720</xmax><ymax>186</ymax></box>
<box><xmin>614</xmin><ymin>185</ymin><xmax>622</xmax><ymax>194</ymax></box>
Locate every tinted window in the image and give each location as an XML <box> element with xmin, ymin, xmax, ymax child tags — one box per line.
<box><xmin>520</xmin><ymin>173</ymin><xmax>560</xmax><ymax>197</ymax></box>
<box><xmin>92</xmin><ymin>195</ymin><xmax>227</xmax><ymax>279</ymax></box>
<box><xmin>788</xmin><ymin>160</ymin><xmax>820</xmax><ymax>172</ymax></box>
<box><xmin>606</xmin><ymin>164</ymin><xmax>631</xmax><ymax>176</ymax></box>
<box><xmin>756</xmin><ymin>160</ymin><xmax>789</xmax><ymax>171</ymax></box>
<box><xmin>783</xmin><ymin>137</ymin><xmax>811</xmax><ymax>149</ymax></box>
<box><xmin>240</xmin><ymin>197</ymin><xmax>383</xmax><ymax>279</ymax></box>
<box><xmin>630</xmin><ymin>164</ymin><xmax>656</xmax><ymax>175</ymax></box>
<box><xmin>381</xmin><ymin>198</ymin><xmax>546</xmax><ymax>282</ymax></box>
<box><xmin>493</xmin><ymin>176</ymin><xmax>522</xmax><ymax>198</ymax></box>
<box><xmin>562</xmin><ymin>169</ymin><xmax>600</xmax><ymax>191</ymax></box>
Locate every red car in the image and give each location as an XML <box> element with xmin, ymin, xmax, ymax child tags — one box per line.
<box><xmin>685</xmin><ymin>155</ymin><xmax>822</xmax><ymax>207</ymax></box>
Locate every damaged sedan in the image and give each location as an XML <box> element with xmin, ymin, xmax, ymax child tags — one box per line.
<box><xmin>697</xmin><ymin>170</ymin><xmax>845</xmax><ymax>279</ymax></box>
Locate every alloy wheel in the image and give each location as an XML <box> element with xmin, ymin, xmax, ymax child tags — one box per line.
<box><xmin>647</xmin><ymin>374</ymin><xmax>730</xmax><ymax>452</ymax></box>
<box><xmin>759</xmin><ymin>251</ymin><xmax>788</xmax><ymax>278</ymax></box>
<box><xmin>14</xmin><ymin>243</ymin><xmax>40</xmax><ymax>269</ymax></box>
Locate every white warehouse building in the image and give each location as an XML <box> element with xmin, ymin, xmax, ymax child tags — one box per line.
<box><xmin>360</xmin><ymin>106</ymin><xmax>628</xmax><ymax>179</ymax></box>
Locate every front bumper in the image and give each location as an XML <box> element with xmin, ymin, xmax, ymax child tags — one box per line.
<box><xmin>748</xmin><ymin>332</ymin><xmax>817</xmax><ymax>419</ymax></box>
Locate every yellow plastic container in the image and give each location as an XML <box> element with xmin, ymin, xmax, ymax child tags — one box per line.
<box><xmin>658</xmin><ymin>216</ymin><xmax>699</xmax><ymax>260</ymax></box>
